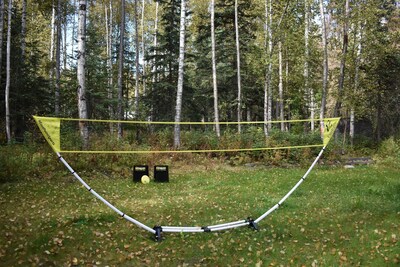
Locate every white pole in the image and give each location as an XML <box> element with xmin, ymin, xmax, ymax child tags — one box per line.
<box><xmin>57</xmin><ymin>153</ymin><xmax>155</xmax><ymax>234</ymax></box>
<box><xmin>255</xmin><ymin>147</ymin><xmax>326</xmax><ymax>223</ymax></box>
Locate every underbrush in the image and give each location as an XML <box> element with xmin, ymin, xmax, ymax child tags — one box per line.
<box><xmin>2</xmin><ymin>130</ymin><xmax>397</xmax><ymax>183</ymax></box>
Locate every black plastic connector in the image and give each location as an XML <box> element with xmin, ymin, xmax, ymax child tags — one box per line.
<box><xmin>246</xmin><ymin>217</ymin><xmax>259</xmax><ymax>231</ymax></box>
<box><xmin>153</xmin><ymin>226</ymin><xmax>163</xmax><ymax>242</ymax></box>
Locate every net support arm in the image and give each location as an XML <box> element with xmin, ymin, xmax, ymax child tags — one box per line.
<box><xmin>254</xmin><ymin>146</ymin><xmax>326</xmax><ymax>224</ymax></box>
<box><xmin>57</xmin><ymin>152</ymin><xmax>156</xmax><ymax>234</ymax></box>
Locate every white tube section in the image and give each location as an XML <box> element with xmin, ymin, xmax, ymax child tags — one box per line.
<box><xmin>162</xmin><ymin>228</ymin><xmax>205</xmax><ymax>233</ymax></box>
<box><xmin>57</xmin><ymin>153</ymin><xmax>156</xmax><ymax>234</ymax></box>
<box><xmin>209</xmin><ymin>222</ymin><xmax>250</xmax><ymax>232</ymax></box>
<box><xmin>255</xmin><ymin>147</ymin><xmax>326</xmax><ymax>224</ymax></box>
<box><xmin>208</xmin><ymin>219</ymin><xmax>247</xmax><ymax>229</ymax></box>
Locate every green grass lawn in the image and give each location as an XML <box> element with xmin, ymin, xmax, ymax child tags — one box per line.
<box><xmin>0</xmin><ymin>158</ymin><xmax>399</xmax><ymax>266</ymax></box>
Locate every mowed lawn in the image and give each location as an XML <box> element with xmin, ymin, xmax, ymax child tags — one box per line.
<box><xmin>0</xmin><ymin>159</ymin><xmax>399</xmax><ymax>266</ymax></box>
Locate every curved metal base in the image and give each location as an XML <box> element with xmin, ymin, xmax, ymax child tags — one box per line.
<box><xmin>56</xmin><ymin>146</ymin><xmax>326</xmax><ymax>241</ymax></box>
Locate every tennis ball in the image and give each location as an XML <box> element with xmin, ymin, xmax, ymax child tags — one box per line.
<box><xmin>141</xmin><ymin>175</ymin><xmax>150</xmax><ymax>184</ymax></box>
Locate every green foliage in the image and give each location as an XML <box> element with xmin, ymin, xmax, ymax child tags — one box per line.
<box><xmin>375</xmin><ymin>137</ymin><xmax>400</xmax><ymax>167</ymax></box>
<box><xmin>0</xmin><ymin>144</ymin><xmax>57</xmax><ymax>183</ymax></box>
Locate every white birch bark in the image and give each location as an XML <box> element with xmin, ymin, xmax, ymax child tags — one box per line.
<box><xmin>304</xmin><ymin>0</ymin><xmax>314</xmax><ymax>131</ymax></box>
<box><xmin>77</xmin><ymin>0</ymin><xmax>89</xmax><ymax>146</ymax></box>
<box><xmin>49</xmin><ymin>1</ymin><xmax>55</xmax><ymax>98</ymax></box>
<box><xmin>50</xmin><ymin>1</ymin><xmax>55</xmax><ymax>62</ymax></box>
<box><xmin>149</xmin><ymin>0</ymin><xmax>159</xmax><ymax>123</ymax></box>
<box><xmin>278</xmin><ymin>41</ymin><xmax>284</xmax><ymax>131</ymax></box>
<box><xmin>71</xmin><ymin>0</ymin><xmax>76</xmax><ymax>59</ymax></box>
<box><xmin>134</xmin><ymin>0</ymin><xmax>140</xmax><ymax>118</ymax></box>
<box><xmin>105</xmin><ymin>0</ymin><xmax>114</xmax><ymax>125</ymax></box>
<box><xmin>0</xmin><ymin>0</ymin><xmax>5</xmax><ymax>83</ymax></box>
<box><xmin>141</xmin><ymin>0</ymin><xmax>146</xmax><ymax>95</ymax></box>
<box><xmin>117</xmin><ymin>0</ymin><xmax>125</xmax><ymax>138</ymax></box>
<box><xmin>173</xmin><ymin>0</ymin><xmax>186</xmax><ymax>148</ymax></box>
<box><xmin>264</xmin><ymin>0</ymin><xmax>272</xmax><ymax>136</ymax></box>
<box><xmin>319</xmin><ymin>0</ymin><xmax>328</xmax><ymax>132</ymax></box>
<box><xmin>5</xmin><ymin>0</ymin><xmax>12</xmax><ymax>144</ymax></box>
<box><xmin>55</xmin><ymin>0</ymin><xmax>62</xmax><ymax>116</ymax></box>
<box><xmin>235</xmin><ymin>0</ymin><xmax>242</xmax><ymax>133</ymax></box>
<box><xmin>211</xmin><ymin>0</ymin><xmax>220</xmax><ymax>137</ymax></box>
<box><xmin>152</xmin><ymin>1</ymin><xmax>158</xmax><ymax>84</ymax></box>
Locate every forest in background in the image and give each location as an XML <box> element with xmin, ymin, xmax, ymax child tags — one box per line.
<box><xmin>0</xmin><ymin>0</ymin><xmax>399</xmax><ymax>149</ymax></box>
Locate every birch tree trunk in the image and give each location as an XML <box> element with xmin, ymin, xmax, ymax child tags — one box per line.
<box><xmin>264</xmin><ymin>0</ymin><xmax>272</xmax><ymax>136</ymax></box>
<box><xmin>319</xmin><ymin>0</ymin><xmax>328</xmax><ymax>132</ymax></box>
<box><xmin>278</xmin><ymin>41</ymin><xmax>284</xmax><ymax>131</ymax></box>
<box><xmin>152</xmin><ymin>1</ymin><xmax>158</xmax><ymax>84</ymax></box>
<box><xmin>117</xmin><ymin>0</ymin><xmax>125</xmax><ymax>138</ymax></box>
<box><xmin>235</xmin><ymin>0</ymin><xmax>242</xmax><ymax>133</ymax></box>
<box><xmin>63</xmin><ymin>15</ymin><xmax>67</xmax><ymax>70</ymax></box>
<box><xmin>149</xmin><ymin>0</ymin><xmax>159</xmax><ymax>123</ymax></box>
<box><xmin>173</xmin><ymin>0</ymin><xmax>186</xmax><ymax>148</ymax></box>
<box><xmin>5</xmin><ymin>0</ymin><xmax>12</xmax><ymax>144</ymax></box>
<box><xmin>211</xmin><ymin>0</ymin><xmax>220</xmax><ymax>137</ymax></box>
<box><xmin>141</xmin><ymin>0</ymin><xmax>146</xmax><ymax>95</ymax></box>
<box><xmin>0</xmin><ymin>0</ymin><xmax>5</xmax><ymax>83</ymax></box>
<box><xmin>71</xmin><ymin>0</ymin><xmax>76</xmax><ymax>59</ymax></box>
<box><xmin>21</xmin><ymin>0</ymin><xmax>26</xmax><ymax>61</ymax></box>
<box><xmin>105</xmin><ymin>0</ymin><xmax>114</xmax><ymax>127</ymax></box>
<box><xmin>334</xmin><ymin>0</ymin><xmax>349</xmax><ymax>117</ymax></box>
<box><xmin>55</xmin><ymin>0</ymin><xmax>62</xmax><ymax>116</ymax></box>
<box><xmin>49</xmin><ymin>1</ymin><xmax>55</xmax><ymax>104</ymax></box>
<box><xmin>350</xmin><ymin>21</ymin><xmax>364</xmax><ymax>146</ymax></box>
<box><xmin>304</xmin><ymin>0</ymin><xmax>315</xmax><ymax>131</ymax></box>
<box><xmin>134</xmin><ymin>0</ymin><xmax>140</xmax><ymax>118</ymax></box>
<box><xmin>77</xmin><ymin>0</ymin><xmax>89</xmax><ymax>146</ymax></box>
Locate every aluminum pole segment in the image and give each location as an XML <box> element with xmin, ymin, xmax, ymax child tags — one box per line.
<box><xmin>278</xmin><ymin>146</ymin><xmax>325</xmax><ymax>205</ymax></box>
<box><xmin>255</xmin><ymin>146</ymin><xmax>326</xmax><ymax>224</ymax></box>
<box><xmin>162</xmin><ymin>228</ymin><xmax>205</xmax><ymax>233</ymax></box>
<box><xmin>161</xmin><ymin>226</ymin><xmax>203</xmax><ymax>231</ymax></box>
<box><xmin>208</xmin><ymin>219</ymin><xmax>247</xmax><ymax>229</ymax></box>
<box><xmin>57</xmin><ymin>153</ymin><xmax>156</xmax><ymax>234</ymax></box>
<box><xmin>161</xmin><ymin>219</ymin><xmax>248</xmax><ymax>232</ymax></box>
<box><xmin>209</xmin><ymin>222</ymin><xmax>250</xmax><ymax>232</ymax></box>
<box><xmin>254</xmin><ymin>204</ymin><xmax>279</xmax><ymax>224</ymax></box>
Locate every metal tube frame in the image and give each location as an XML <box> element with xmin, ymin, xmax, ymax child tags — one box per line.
<box><xmin>56</xmin><ymin>146</ymin><xmax>326</xmax><ymax>241</ymax></box>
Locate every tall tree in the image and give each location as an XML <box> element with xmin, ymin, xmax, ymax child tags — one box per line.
<box><xmin>134</xmin><ymin>0</ymin><xmax>140</xmax><ymax>118</ymax></box>
<box><xmin>235</xmin><ymin>0</ymin><xmax>242</xmax><ymax>133</ymax></box>
<box><xmin>319</xmin><ymin>0</ymin><xmax>328</xmax><ymax>132</ymax></box>
<box><xmin>0</xmin><ymin>0</ymin><xmax>5</xmax><ymax>84</ymax></box>
<box><xmin>173</xmin><ymin>0</ymin><xmax>186</xmax><ymax>148</ymax></box>
<box><xmin>5</xmin><ymin>0</ymin><xmax>12</xmax><ymax>144</ymax></box>
<box><xmin>21</xmin><ymin>0</ymin><xmax>27</xmax><ymax>60</ymax></box>
<box><xmin>334</xmin><ymin>0</ymin><xmax>350</xmax><ymax>118</ymax></box>
<box><xmin>211</xmin><ymin>0</ymin><xmax>220</xmax><ymax>137</ymax></box>
<box><xmin>278</xmin><ymin>40</ymin><xmax>284</xmax><ymax>131</ymax></box>
<box><xmin>105</xmin><ymin>0</ymin><xmax>114</xmax><ymax>124</ymax></box>
<box><xmin>304</xmin><ymin>0</ymin><xmax>315</xmax><ymax>131</ymax></box>
<box><xmin>77</xmin><ymin>0</ymin><xmax>89</xmax><ymax>146</ymax></box>
<box><xmin>55</xmin><ymin>0</ymin><xmax>62</xmax><ymax>116</ymax></box>
<box><xmin>117</xmin><ymin>0</ymin><xmax>125</xmax><ymax>137</ymax></box>
<box><xmin>141</xmin><ymin>0</ymin><xmax>146</xmax><ymax>95</ymax></box>
<box><xmin>49</xmin><ymin>1</ymin><xmax>55</xmax><ymax>69</ymax></box>
<box><xmin>350</xmin><ymin>20</ymin><xmax>364</xmax><ymax>146</ymax></box>
<box><xmin>264</xmin><ymin>0</ymin><xmax>273</xmax><ymax>136</ymax></box>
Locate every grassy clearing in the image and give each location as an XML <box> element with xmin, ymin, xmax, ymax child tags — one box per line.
<box><xmin>0</xmin><ymin>154</ymin><xmax>399</xmax><ymax>266</ymax></box>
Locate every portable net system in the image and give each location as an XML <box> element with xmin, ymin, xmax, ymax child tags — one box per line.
<box><xmin>33</xmin><ymin>115</ymin><xmax>340</xmax><ymax>241</ymax></box>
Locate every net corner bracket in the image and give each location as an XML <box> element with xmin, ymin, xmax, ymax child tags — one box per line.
<box><xmin>246</xmin><ymin>217</ymin><xmax>259</xmax><ymax>231</ymax></box>
<box><xmin>153</xmin><ymin>226</ymin><xmax>163</xmax><ymax>242</ymax></box>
